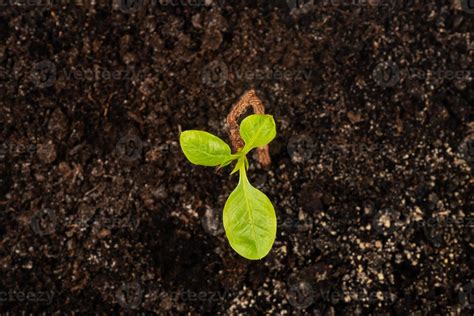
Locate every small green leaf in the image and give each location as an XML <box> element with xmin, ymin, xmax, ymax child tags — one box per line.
<box><xmin>223</xmin><ymin>166</ymin><xmax>277</xmax><ymax>260</ymax></box>
<box><xmin>240</xmin><ymin>114</ymin><xmax>276</xmax><ymax>153</ymax></box>
<box><xmin>230</xmin><ymin>155</ymin><xmax>248</xmax><ymax>175</ymax></box>
<box><xmin>218</xmin><ymin>158</ymin><xmax>235</xmax><ymax>168</ymax></box>
<box><xmin>180</xmin><ymin>130</ymin><xmax>234</xmax><ymax>166</ymax></box>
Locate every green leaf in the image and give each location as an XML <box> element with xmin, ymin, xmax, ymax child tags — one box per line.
<box><xmin>240</xmin><ymin>114</ymin><xmax>276</xmax><ymax>154</ymax></box>
<box><xmin>218</xmin><ymin>158</ymin><xmax>235</xmax><ymax>168</ymax></box>
<box><xmin>179</xmin><ymin>130</ymin><xmax>235</xmax><ymax>166</ymax></box>
<box><xmin>223</xmin><ymin>166</ymin><xmax>277</xmax><ymax>260</ymax></box>
<box><xmin>230</xmin><ymin>155</ymin><xmax>248</xmax><ymax>175</ymax></box>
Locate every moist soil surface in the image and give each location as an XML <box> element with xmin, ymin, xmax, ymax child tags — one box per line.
<box><xmin>0</xmin><ymin>1</ymin><xmax>473</xmax><ymax>314</ymax></box>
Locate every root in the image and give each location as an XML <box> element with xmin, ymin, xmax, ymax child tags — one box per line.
<box><xmin>226</xmin><ymin>89</ymin><xmax>271</xmax><ymax>168</ymax></box>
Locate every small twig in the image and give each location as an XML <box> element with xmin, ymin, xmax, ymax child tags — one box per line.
<box><xmin>226</xmin><ymin>89</ymin><xmax>271</xmax><ymax>168</ymax></box>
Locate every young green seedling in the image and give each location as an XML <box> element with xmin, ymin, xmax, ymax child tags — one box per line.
<box><xmin>179</xmin><ymin>114</ymin><xmax>277</xmax><ymax>260</ymax></box>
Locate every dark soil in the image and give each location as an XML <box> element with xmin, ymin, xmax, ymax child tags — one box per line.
<box><xmin>0</xmin><ymin>0</ymin><xmax>473</xmax><ymax>314</ymax></box>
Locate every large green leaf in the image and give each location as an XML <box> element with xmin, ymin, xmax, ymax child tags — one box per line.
<box><xmin>240</xmin><ymin>114</ymin><xmax>276</xmax><ymax>153</ymax></box>
<box><xmin>179</xmin><ymin>130</ymin><xmax>234</xmax><ymax>166</ymax></box>
<box><xmin>223</xmin><ymin>166</ymin><xmax>276</xmax><ymax>260</ymax></box>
